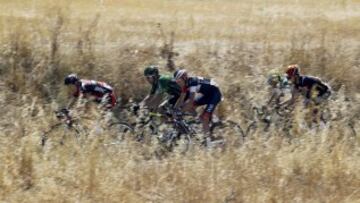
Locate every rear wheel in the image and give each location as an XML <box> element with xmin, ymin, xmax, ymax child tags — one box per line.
<box><xmin>106</xmin><ymin>121</ymin><xmax>135</xmax><ymax>145</ymax></box>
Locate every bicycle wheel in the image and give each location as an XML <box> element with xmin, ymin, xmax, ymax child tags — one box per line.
<box><xmin>211</xmin><ymin>120</ymin><xmax>249</xmax><ymax>146</ymax></box>
<box><xmin>106</xmin><ymin>121</ymin><xmax>135</xmax><ymax>144</ymax></box>
<box><xmin>156</xmin><ymin>125</ymin><xmax>193</xmax><ymax>154</ymax></box>
<box><xmin>176</xmin><ymin>133</ymin><xmax>193</xmax><ymax>153</ymax></box>
<box><xmin>158</xmin><ymin>128</ymin><xmax>178</xmax><ymax>148</ymax></box>
<box><xmin>41</xmin><ymin>123</ymin><xmax>83</xmax><ymax>147</ymax></box>
<box><xmin>177</xmin><ymin>119</ymin><xmax>201</xmax><ymax>152</ymax></box>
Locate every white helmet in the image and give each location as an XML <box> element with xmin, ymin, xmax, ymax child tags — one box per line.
<box><xmin>173</xmin><ymin>69</ymin><xmax>187</xmax><ymax>80</ymax></box>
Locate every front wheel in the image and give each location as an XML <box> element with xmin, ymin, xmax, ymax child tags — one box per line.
<box><xmin>210</xmin><ymin>120</ymin><xmax>251</xmax><ymax>147</ymax></box>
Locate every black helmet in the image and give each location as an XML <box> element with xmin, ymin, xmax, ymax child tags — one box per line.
<box><xmin>144</xmin><ymin>65</ymin><xmax>159</xmax><ymax>76</ymax></box>
<box><xmin>64</xmin><ymin>74</ymin><xmax>79</xmax><ymax>85</ymax></box>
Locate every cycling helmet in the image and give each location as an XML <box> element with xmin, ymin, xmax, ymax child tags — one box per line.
<box><xmin>64</xmin><ymin>74</ymin><xmax>79</xmax><ymax>85</ymax></box>
<box><xmin>286</xmin><ymin>64</ymin><xmax>300</xmax><ymax>78</ymax></box>
<box><xmin>267</xmin><ymin>74</ymin><xmax>281</xmax><ymax>86</ymax></box>
<box><xmin>144</xmin><ymin>65</ymin><xmax>159</xmax><ymax>76</ymax></box>
<box><xmin>173</xmin><ymin>69</ymin><xmax>187</xmax><ymax>80</ymax></box>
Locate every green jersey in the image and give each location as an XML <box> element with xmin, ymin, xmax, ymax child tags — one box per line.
<box><xmin>150</xmin><ymin>75</ymin><xmax>181</xmax><ymax>96</ymax></box>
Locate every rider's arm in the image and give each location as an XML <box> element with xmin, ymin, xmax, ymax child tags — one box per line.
<box><xmin>150</xmin><ymin>94</ymin><xmax>164</xmax><ymax>110</ymax></box>
<box><xmin>177</xmin><ymin>83</ymin><xmax>195</xmax><ymax>108</ymax></box>
<box><xmin>66</xmin><ymin>87</ymin><xmax>81</xmax><ymax>109</ymax></box>
<box><xmin>304</xmin><ymin>85</ymin><xmax>317</xmax><ymax>107</ymax></box>
<box><xmin>66</xmin><ymin>97</ymin><xmax>77</xmax><ymax>109</ymax></box>
<box><xmin>174</xmin><ymin>92</ymin><xmax>186</xmax><ymax>110</ymax></box>
<box><xmin>141</xmin><ymin>93</ymin><xmax>164</xmax><ymax>109</ymax></box>
<box><xmin>67</xmin><ymin>92</ymin><xmax>88</xmax><ymax>109</ymax></box>
<box><xmin>183</xmin><ymin>92</ymin><xmax>195</xmax><ymax>109</ymax></box>
<box><xmin>141</xmin><ymin>80</ymin><xmax>161</xmax><ymax>108</ymax></box>
<box><xmin>67</xmin><ymin>87</ymin><xmax>78</xmax><ymax>109</ymax></box>
<box><xmin>140</xmin><ymin>94</ymin><xmax>153</xmax><ymax>107</ymax></box>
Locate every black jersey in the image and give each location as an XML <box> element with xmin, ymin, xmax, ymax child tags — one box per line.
<box><xmin>295</xmin><ymin>76</ymin><xmax>330</xmax><ymax>98</ymax></box>
<box><xmin>184</xmin><ymin>77</ymin><xmax>220</xmax><ymax>96</ymax></box>
<box><xmin>74</xmin><ymin>79</ymin><xmax>113</xmax><ymax>98</ymax></box>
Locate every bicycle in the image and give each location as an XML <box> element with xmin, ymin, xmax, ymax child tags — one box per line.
<box><xmin>40</xmin><ymin>108</ymin><xmax>87</xmax><ymax>146</ymax></box>
<box><xmin>41</xmin><ymin>108</ymin><xmax>134</xmax><ymax>147</ymax></box>
<box><xmin>252</xmin><ymin>104</ymin><xmax>287</xmax><ymax>128</ymax></box>
<box><xmin>124</xmin><ymin>100</ymin><xmax>233</xmax><ymax>155</ymax></box>
<box><xmin>104</xmin><ymin>118</ymin><xmax>135</xmax><ymax>145</ymax></box>
<box><xmin>145</xmin><ymin>105</ymin><xmax>237</xmax><ymax>150</ymax></box>
<box><xmin>85</xmin><ymin>98</ymin><xmax>136</xmax><ymax>144</ymax></box>
<box><xmin>136</xmin><ymin>107</ymin><xmax>198</xmax><ymax>153</ymax></box>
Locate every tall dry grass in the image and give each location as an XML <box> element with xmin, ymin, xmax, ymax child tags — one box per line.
<box><xmin>0</xmin><ymin>0</ymin><xmax>359</xmax><ymax>202</ymax></box>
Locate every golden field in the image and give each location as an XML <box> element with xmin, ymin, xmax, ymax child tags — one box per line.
<box><xmin>0</xmin><ymin>0</ymin><xmax>359</xmax><ymax>202</ymax></box>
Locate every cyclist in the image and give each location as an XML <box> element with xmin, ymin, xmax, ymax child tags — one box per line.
<box><xmin>266</xmin><ymin>72</ymin><xmax>289</xmax><ymax>105</ymax></box>
<box><xmin>64</xmin><ymin>73</ymin><xmax>116</xmax><ymax>110</ymax></box>
<box><xmin>141</xmin><ymin>65</ymin><xmax>183</xmax><ymax>111</ymax></box>
<box><xmin>173</xmin><ymin>69</ymin><xmax>222</xmax><ymax>139</ymax></box>
<box><xmin>281</xmin><ymin>64</ymin><xmax>331</xmax><ymax>107</ymax></box>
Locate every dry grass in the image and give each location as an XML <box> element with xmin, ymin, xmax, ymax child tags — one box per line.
<box><xmin>0</xmin><ymin>0</ymin><xmax>359</xmax><ymax>202</ymax></box>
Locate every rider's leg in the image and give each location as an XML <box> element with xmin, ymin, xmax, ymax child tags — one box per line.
<box><xmin>100</xmin><ymin>93</ymin><xmax>117</xmax><ymax>123</ymax></box>
<box><xmin>100</xmin><ymin>93</ymin><xmax>111</xmax><ymax>110</ymax></box>
<box><xmin>184</xmin><ymin>103</ymin><xmax>197</xmax><ymax>116</ymax></box>
<box><xmin>200</xmin><ymin>111</ymin><xmax>212</xmax><ymax>135</ymax></box>
<box><xmin>314</xmin><ymin>91</ymin><xmax>331</xmax><ymax>124</ymax></box>
<box><xmin>184</xmin><ymin>94</ymin><xmax>207</xmax><ymax>116</ymax></box>
<box><xmin>314</xmin><ymin>91</ymin><xmax>331</xmax><ymax>105</ymax></box>
<box><xmin>198</xmin><ymin>110</ymin><xmax>212</xmax><ymax>146</ymax></box>
<box><xmin>201</xmin><ymin>89</ymin><xmax>222</xmax><ymax>138</ymax></box>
